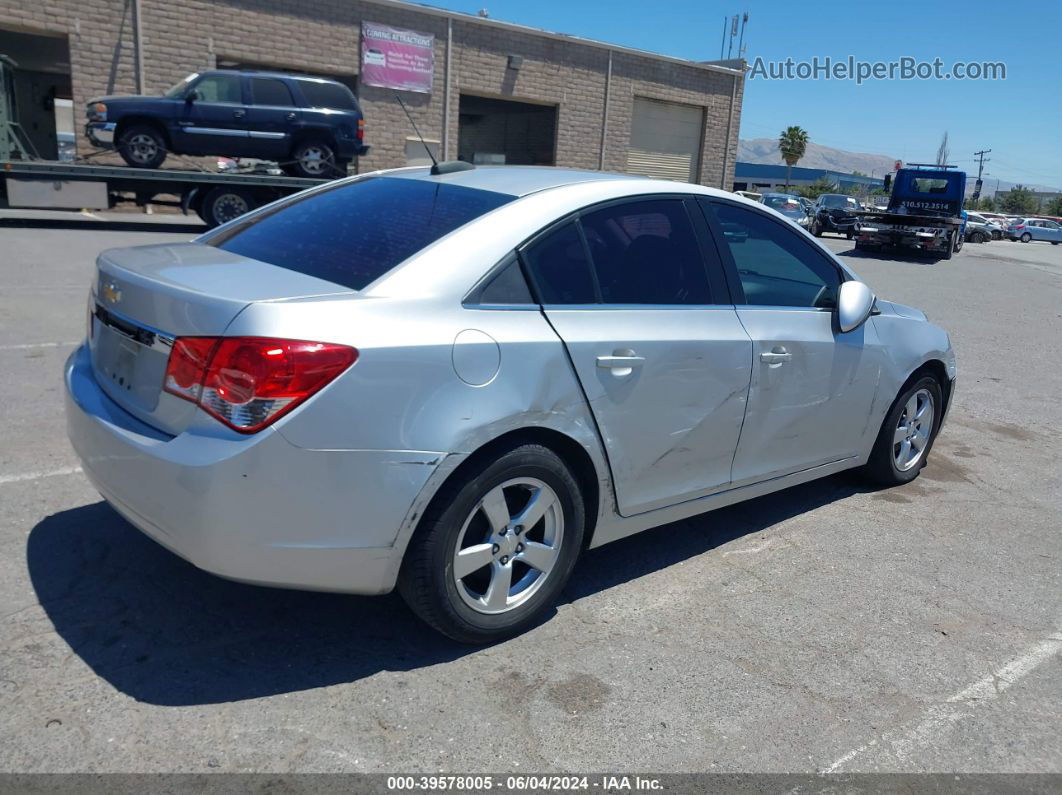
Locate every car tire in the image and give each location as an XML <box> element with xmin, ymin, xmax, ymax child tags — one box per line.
<box><xmin>117</xmin><ymin>124</ymin><xmax>167</xmax><ymax>169</ymax></box>
<box><xmin>941</xmin><ymin>232</ymin><xmax>954</xmax><ymax>260</ymax></box>
<box><xmin>286</xmin><ymin>139</ymin><xmax>341</xmax><ymax>178</ymax></box>
<box><xmin>398</xmin><ymin>443</ymin><xmax>585</xmax><ymax>644</ymax></box>
<box><xmin>846</xmin><ymin>229</ymin><xmax>855</xmax><ymax>240</ymax></box>
<box><xmin>953</xmin><ymin>231</ymin><xmax>964</xmax><ymax>252</ymax></box>
<box><xmin>199</xmin><ymin>186</ymin><xmax>255</xmax><ymax>228</ymax></box>
<box><xmin>1020</xmin><ymin>232</ymin><xmax>1032</xmax><ymax>243</ymax></box>
<box><xmin>860</xmin><ymin>375</ymin><xmax>943</xmax><ymax>487</ymax></box>
<box><xmin>811</xmin><ymin>220</ymin><xmax>822</xmax><ymax>237</ymax></box>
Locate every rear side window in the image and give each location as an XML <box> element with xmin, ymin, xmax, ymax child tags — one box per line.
<box><xmin>206</xmin><ymin>177</ymin><xmax>513</xmax><ymax>290</ymax></box>
<box><xmin>521</xmin><ymin>222</ymin><xmax>597</xmax><ymax>304</ymax></box>
<box><xmin>250</xmin><ymin>77</ymin><xmax>294</xmax><ymax>106</ymax></box>
<box><xmin>299</xmin><ymin>80</ymin><xmax>357</xmax><ymax>111</ymax></box>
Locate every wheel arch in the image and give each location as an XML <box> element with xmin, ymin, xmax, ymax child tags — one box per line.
<box><xmin>907</xmin><ymin>358</ymin><xmax>953</xmax><ymax>420</ymax></box>
<box><xmin>388</xmin><ymin>425</ymin><xmax>609</xmax><ymax>588</ymax></box>
<box><xmin>115</xmin><ymin>116</ymin><xmax>172</xmax><ymax>149</ymax></box>
<box><xmin>289</xmin><ymin>126</ymin><xmax>338</xmax><ymax>151</ymax></box>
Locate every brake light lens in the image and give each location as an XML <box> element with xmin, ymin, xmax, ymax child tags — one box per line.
<box><xmin>163</xmin><ymin>337</ymin><xmax>357</xmax><ymax>433</ymax></box>
<box><xmin>357</xmin><ymin>118</ymin><xmax>365</xmax><ymax>141</ymax></box>
<box><xmin>1014</xmin><ymin>224</ymin><xmax>1025</xmax><ymax>230</ymax></box>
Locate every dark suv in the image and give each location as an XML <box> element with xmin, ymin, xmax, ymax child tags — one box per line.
<box><xmin>85</xmin><ymin>70</ymin><xmax>369</xmax><ymax>177</ymax></box>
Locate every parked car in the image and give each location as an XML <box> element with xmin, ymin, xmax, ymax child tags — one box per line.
<box><xmin>964</xmin><ymin>212</ymin><xmax>1002</xmax><ymax>243</ymax></box>
<box><xmin>978</xmin><ymin>212</ymin><xmax>1009</xmax><ymax>230</ymax></box>
<box><xmin>734</xmin><ymin>190</ymin><xmax>763</xmax><ymax>202</ymax></box>
<box><xmin>85</xmin><ymin>69</ymin><xmax>369</xmax><ymax>178</ymax></box>
<box><xmin>760</xmin><ymin>192</ymin><xmax>810</xmax><ymax>227</ymax></box>
<box><xmin>65</xmin><ymin>166</ymin><xmax>956</xmax><ymax>643</ymax></box>
<box><xmin>811</xmin><ymin>193</ymin><xmax>861</xmax><ymax>238</ymax></box>
<box><xmin>1006</xmin><ymin>217</ymin><xmax>1062</xmax><ymax>244</ymax></box>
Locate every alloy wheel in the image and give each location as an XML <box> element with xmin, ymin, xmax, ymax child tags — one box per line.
<box><xmin>893</xmin><ymin>388</ymin><xmax>934</xmax><ymax>472</ymax></box>
<box><xmin>126</xmin><ymin>133</ymin><xmax>159</xmax><ymax>164</ymax></box>
<box><xmin>298</xmin><ymin>145</ymin><xmax>333</xmax><ymax>175</ymax></box>
<box><xmin>452</xmin><ymin>477</ymin><xmax>564</xmax><ymax>615</ymax></box>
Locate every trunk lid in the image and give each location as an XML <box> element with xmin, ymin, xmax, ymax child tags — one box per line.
<box><xmin>91</xmin><ymin>242</ymin><xmax>353</xmax><ymax>435</ymax></box>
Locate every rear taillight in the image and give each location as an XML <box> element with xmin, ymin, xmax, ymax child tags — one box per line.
<box><xmin>163</xmin><ymin>337</ymin><xmax>357</xmax><ymax>433</ymax></box>
<box><xmin>1014</xmin><ymin>224</ymin><xmax>1025</xmax><ymax>230</ymax></box>
<box><xmin>356</xmin><ymin>118</ymin><xmax>365</xmax><ymax>142</ymax></box>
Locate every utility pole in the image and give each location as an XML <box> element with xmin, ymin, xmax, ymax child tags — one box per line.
<box><xmin>974</xmin><ymin>148</ymin><xmax>991</xmax><ymax>180</ymax></box>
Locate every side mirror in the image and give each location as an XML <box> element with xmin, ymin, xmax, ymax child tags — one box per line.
<box><xmin>185</xmin><ymin>90</ymin><xmax>199</xmax><ymax>103</ymax></box>
<box><xmin>836</xmin><ymin>280</ymin><xmax>875</xmax><ymax>333</ymax></box>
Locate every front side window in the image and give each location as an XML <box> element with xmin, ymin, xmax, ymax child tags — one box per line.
<box><xmin>194</xmin><ymin>75</ymin><xmax>242</xmax><ymax>104</ymax></box>
<box><xmin>205</xmin><ymin>177</ymin><xmax>514</xmax><ymax>291</ymax></box>
<box><xmin>165</xmin><ymin>74</ymin><xmax>198</xmax><ymax>98</ymax></box>
<box><xmin>706</xmin><ymin>201</ymin><xmax>841</xmax><ymax>309</ymax></box>
<box><xmin>250</xmin><ymin>77</ymin><xmax>293</xmax><ymax>107</ymax></box>
<box><xmin>579</xmin><ymin>200</ymin><xmax>713</xmax><ymax>305</ymax></box>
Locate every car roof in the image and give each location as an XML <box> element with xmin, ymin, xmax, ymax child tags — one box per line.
<box><xmin>385</xmin><ymin>165</ymin><xmax>656</xmax><ymax>197</ymax></box>
<box><xmin>207</xmin><ymin>68</ymin><xmax>343</xmax><ymax>84</ymax></box>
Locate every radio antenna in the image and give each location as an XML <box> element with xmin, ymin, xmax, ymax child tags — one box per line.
<box><xmin>395</xmin><ymin>93</ymin><xmax>438</xmax><ymax>170</ymax></box>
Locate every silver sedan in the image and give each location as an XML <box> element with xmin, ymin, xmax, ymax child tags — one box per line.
<box><xmin>65</xmin><ymin>165</ymin><xmax>957</xmax><ymax>643</ymax></box>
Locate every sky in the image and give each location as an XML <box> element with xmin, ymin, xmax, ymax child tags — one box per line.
<box><xmin>412</xmin><ymin>0</ymin><xmax>1062</xmax><ymax>189</ymax></box>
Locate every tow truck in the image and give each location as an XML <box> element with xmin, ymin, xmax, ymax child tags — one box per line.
<box><xmin>853</xmin><ymin>164</ymin><xmax>967</xmax><ymax>260</ymax></box>
<box><xmin>0</xmin><ymin>54</ymin><xmax>330</xmax><ymax>227</ymax></box>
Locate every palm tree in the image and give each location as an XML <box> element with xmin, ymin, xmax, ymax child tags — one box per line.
<box><xmin>779</xmin><ymin>126</ymin><xmax>809</xmax><ymax>190</ymax></box>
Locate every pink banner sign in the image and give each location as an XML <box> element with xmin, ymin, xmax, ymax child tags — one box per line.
<box><xmin>361</xmin><ymin>22</ymin><xmax>435</xmax><ymax>94</ymax></box>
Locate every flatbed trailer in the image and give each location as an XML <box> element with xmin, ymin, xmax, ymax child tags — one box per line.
<box><xmin>0</xmin><ymin>159</ymin><xmax>328</xmax><ymax>227</ymax></box>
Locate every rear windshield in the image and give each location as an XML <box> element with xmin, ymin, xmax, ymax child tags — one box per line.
<box><xmin>205</xmin><ymin>177</ymin><xmax>514</xmax><ymax>290</ymax></box>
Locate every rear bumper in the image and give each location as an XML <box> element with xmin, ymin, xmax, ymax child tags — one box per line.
<box><xmin>64</xmin><ymin>344</ymin><xmax>442</xmax><ymax>594</ymax></box>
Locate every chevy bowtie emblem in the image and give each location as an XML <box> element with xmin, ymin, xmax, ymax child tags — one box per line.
<box><xmin>102</xmin><ymin>281</ymin><xmax>122</xmax><ymax>304</ymax></box>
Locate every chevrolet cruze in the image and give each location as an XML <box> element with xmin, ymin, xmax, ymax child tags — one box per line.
<box><xmin>65</xmin><ymin>165</ymin><xmax>956</xmax><ymax>643</ymax></box>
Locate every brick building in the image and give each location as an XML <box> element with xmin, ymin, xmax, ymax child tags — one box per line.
<box><xmin>0</xmin><ymin>0</ymin><xmax>744</xmax><ymax>186</ymax></box>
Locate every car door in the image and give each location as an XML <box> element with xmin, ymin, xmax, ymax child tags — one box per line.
<box><xmin>1043</xmin><ymin>220</ymin><xmax>1062</xmax><ymax>242</ymax></box>
<box><xmin>245</xmin><ymin>76</ymin><xmax>299</xmax><ymax>158</ymax></box>
<box><xmin>700</xmin><ymin>197</ymin><xmax>884</xmax><ymax>486</ymax></box>
<box><xmin>520</xmin><ymin>197</ymin><xmax>753</xmax><ymax>517</ymax></box>
<box><xmin>176</xmin><ymin>73</ymin><xmax>250</xmax><ymax>155</ymax></box>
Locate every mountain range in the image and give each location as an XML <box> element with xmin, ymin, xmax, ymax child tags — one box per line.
<box><xmin>737</xmin><ymin>138</ymin><xmax>1054</xmax><ymax>195</ymax></box>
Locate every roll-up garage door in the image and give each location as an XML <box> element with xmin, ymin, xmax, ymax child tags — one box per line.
<box><xmin>626</xmin><ymin>97</ymin><xmax>704</xmax><ymax>183</ymax></box>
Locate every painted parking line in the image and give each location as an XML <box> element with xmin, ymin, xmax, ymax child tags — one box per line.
<box><xmin>0</xmin><ymin>466</ymin><xmax>83</xmax><ymax>486</ymax></box>
<box><xmin>824</xmin><ymin>627</ymin><xmax>1062</xmax><ymax>772</ymax></box>
<box><xmin>0</xmin><ymin>341</ymin><xmax>80</xmax><ymax>351</ymax></box>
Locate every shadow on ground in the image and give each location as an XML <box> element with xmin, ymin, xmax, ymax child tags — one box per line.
<box><xmin>27</xmin><ymin>474</ymin><xmax>867</xmax><ymax>706</ymax></box>
<box><xmin>0</xmin><ymin>217</ymin><xmax>205</xmax><ymax>234</ymax></box>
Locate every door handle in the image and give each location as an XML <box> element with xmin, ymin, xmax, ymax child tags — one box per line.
<box><xmin>233</xmin><ymin>110</ymin><xmax>246</xmax><ymax>119</ymax></box>
<box><xmin>760</xmin><ymin>347</ymin><xmax>792</xmax><ymax>364</ymax></box>
<box><xmin>286</xmin><ymin>112</ymin><xmax>297</xmax><ymax>120</ymax></box>
<box><xmin>596</xmin><ymin>355</ymin><xmax>645</xmax><ymax>368</ymax></box>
